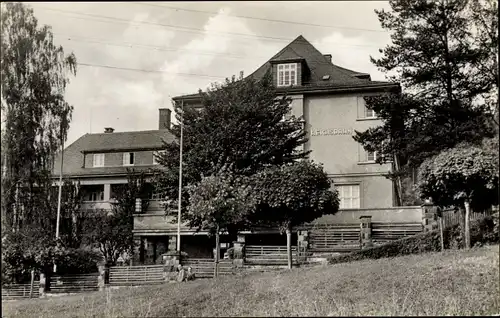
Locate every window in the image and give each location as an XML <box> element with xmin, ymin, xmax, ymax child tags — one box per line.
<box><xmin>89</xmin><ymin>191</ymin><xmax>104</xmax><ymax>201</ymax></box>
<box><xmin>93</xmin><ymin>153</ymin><xmax>105</xmax><ymax>167</ymax></box>
<box><xmin>277</xmin><ymin>63</ymin><xmax>297</xmax><ymax>87</ymax></box>
<box><xmin>365</xmin><ymin>107</ymin><xmax>376</xmax><ymax>118</ymax></box>
<box><xmin>123</xmin><ymin>152</ymin><xmax>135</xmax><ymax>166</ymax></box>
<box><xmin>337</xmin><ymin>185</ymin><xmax>360</xmax><ymax>209</ymax></box>
<box><xmin>367</xmin><ymin>151</ymin><xmax>377</xmax><ymax>162</ymax></box>
<box><xmin>83</xmin><ymin>185</ymin><xmax>104</xmax><ymax>201</ymax></box>
<box><xmin>153</xmin><ymin>150</ymin><xmax>166</xmax><ymax>165</ymax></box>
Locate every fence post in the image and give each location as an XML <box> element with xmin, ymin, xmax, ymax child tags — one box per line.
<box><xmin>422</xmin><ymin>203</ymin><xmax>438</xmax><ymax>232</ymax></box>
<box><xmin>360</xmin><ymin>216</ymin><xmax>373</xmax><ymax>249</ymax></box>
<box><xmin>232</xmin><ymin>234</ymin><xmax>245</xmax><ymax>268</ymax></box>
<box><xmin>29</xmin><ymin>269</ymin><xmax>35</xmax><ymax>298</ymax></box>
<box><xmin>297</xmin><ymin>230</ymin><xmax>309</xmax><ymax>263</ymax></box>
<box><xmin>39</xmin><ymin>273</ymin><xmax>46</xmax><ymax>298</ymax></box>
<box><xmin>439</xmin><ymin>216</ymin><xmax>445</xmax><ymax>252</ymax></box>
<box><xmin>98</xmin><ymin>264</ymin><xmax>109</xmax><ymax>291</ymax></box>
<box><xmin>163</xmin><ymin>251</ymin><xmax>181</xmax><ymax>282</ymax></box>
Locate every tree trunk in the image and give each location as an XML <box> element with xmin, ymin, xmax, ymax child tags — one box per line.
<box><xmin>29</xmin><ymin>269</ymin><xmax>35</xmax><ymax>299</ymax></box>
<box><xmin>393</xmin><ymin>155</ymin><xmax>403</xmax><ymax>206</ymax></box>
<box><xmin>214</xmin><ymin>226</ymin><xmax>220</xmax><ymax>278</ymax></box>
<box><xmin>286</xmin><ymin>227</ymin><xmax>292</xmax><ymax>270</ymax></box>
<box><xmin>464</xmin><ymin>200</ymin><xmax>471</xmax><ymax>249</ymax></box>
<box><xmin>439</xmin><ymin>216</ymin><xmax>444</xmax><ymax>252</ymax></box>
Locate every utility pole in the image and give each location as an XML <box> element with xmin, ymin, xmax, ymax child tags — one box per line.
<box><xmin>177</xmin><ymin>100</ymin><xmax>184</xmax><ymax>252</ymax></box>
<box><xmin>53</xmin><ymin>124</ymin><xmax>65</xmax><ymax>273</ymax></box>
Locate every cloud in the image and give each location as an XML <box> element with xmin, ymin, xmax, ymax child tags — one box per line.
<box><xmin>315</xmin><ymin>32</ymin><xmax>390</xmax><ymax>81</ymax></box>
<box><xmin>159</xmin><ymin>7</ymin><xmax>268</xmax><ymax>97</ymax></box>
<box><xmin>104</xmin><ymin>13</ymin><xmax>176</xmax><ymax>68</ymax></box>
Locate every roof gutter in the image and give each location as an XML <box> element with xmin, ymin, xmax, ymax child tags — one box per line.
<box><xmin>81</xmin><ymin>146</ymin><xmax>172</xmax><ymax>154</ymax></box>
<box><xmin>49</xmin><ymin>170</ymin><xmax>159</xmax><ymax>179</ymax></box>
<box><xmin>173</xmin><ymin>83</ymin><xmax>401</xmax><ymax>103</ymax></box>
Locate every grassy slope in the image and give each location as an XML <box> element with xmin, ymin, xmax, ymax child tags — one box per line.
<box><xmin>3</xmin><ymin>245</ymin><xmax>499</xmax><ymax>317</ymax></box>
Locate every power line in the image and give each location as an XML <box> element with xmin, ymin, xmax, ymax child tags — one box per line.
<box><xmin>30</xmin><ymin>5</ymin><xmax>384</xmax><ymax>49</ymax></box>
<box><xmin>54</xmin><ymin>33</ymin><xmax>268</xmax><ymax>60</ymax></box>
<box><xmin>77</xmin><ymin>62</ymin><xmax>227</xmax><ymax>79</ymax></box>
<box><xmin>135</xmin><ymin>2</ymin><xmax>388</xmax><ymax>34</ymax></box>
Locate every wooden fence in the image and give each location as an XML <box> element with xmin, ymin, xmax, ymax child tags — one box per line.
<box><xmin>371</xmin><ymin>222</ymin><xmax>423</xmax><ymax>245</ymax></box>
<box><xmin>245</xmin><ymin>245</ymin><xmax>297</xmax><ymax>265</ymax></box>
<box><xmin>181</xmin><ymin>258</ymin><xmax>234</xmax><ymax>278</ymax></box>
<box><xmin>109</xmin><ymin>265</ymin><xmax>165</xmax><ymax>286</ymax></box>
<box><xmin>108</xmin><ymin>259</ymin><xmax>234</xmax><ymax>285</ymax></box>
<box><xmin>2</xmin><ymin>282</ymin><xmax>40</xmax><ymax>300</ymax></box>
<box><xmin>301</xmin><ymin>222</ymin><xmax>423</xmax><ymax>252</ymax></box>
<box><xmin>441</xmin><ymin>209</ymin><xmax>494</xmax><ymax>229</ymax></box>
<box><xmin>306</xmin><ymin>224</ymin><xmax>361</xmax><ymax>253</ymax></box>
<box><xmin>49</xmin><ymin>273</ymin><xmax>99</xmax><ymax>293</ymax></box>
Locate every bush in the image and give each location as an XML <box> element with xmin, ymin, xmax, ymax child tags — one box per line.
<box><xmin>225</xmin><ymin>247</ymin><xmax>235</xmax><ymax>259</ymax></box>
<box><xmin>54</xmin><ymin>248</ymin><xmax>102</xmax><ymax>275</ymax></box>
<box><xmin>1</xmin><ymin>244</ymin><xmax>102</xmax><ymax>284</ymax></box>
<box><xmin>329</xmin><ymin>216</ymin><xmax>498</xmax><ymax>265</ymax></box>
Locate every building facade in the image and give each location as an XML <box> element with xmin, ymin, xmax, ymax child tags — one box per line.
<box><xmin>174</xmin><ymin>35</ymin><xmax>400</xmax><ymax>210</ymax></box>
<box><xmin>56</xmin><ymin>35</ymin><xmax>401</xmax><ymax>264</ymax></box>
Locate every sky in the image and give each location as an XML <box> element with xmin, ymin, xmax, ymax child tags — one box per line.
<box><xmin>26</xmin><ymin>1</ymin><xmax>393</xmax><ymax>145</ymax></box>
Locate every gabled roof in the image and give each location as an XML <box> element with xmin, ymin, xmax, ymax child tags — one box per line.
<box><xmin>78</xmin><ymin>130</ymin><xmax>175</xmax><ymax>153</ymax></box>
<box><xmin>52</xmin><ymin>129</ymin><xmax>175</xmax><ymax>177</ymax></box>
<box><xmin>248</xmin><ymin>35</ymin><xmax>387</xmax><ymax>87</ymax></box>
<box><xmin>173</xmin><ymin>35</ymin><xmax>398</xmax><ymax>102</ymax></box>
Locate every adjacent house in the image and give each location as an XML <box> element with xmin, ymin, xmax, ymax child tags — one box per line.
<box><xmin>52</xmin><ymin>108</ymin><xmax>174</xmax><ymax>214</ymax></box>
<box><xmin>55</xmin><ymin>35</ymin><xmax>402</xmax><ymax>264</ymax></box>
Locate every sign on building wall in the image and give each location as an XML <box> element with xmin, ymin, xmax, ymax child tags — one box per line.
<box><xmin>311</xmin><ymin>128</ymin><xmax>354</xmax><ymax>136</ymax></box>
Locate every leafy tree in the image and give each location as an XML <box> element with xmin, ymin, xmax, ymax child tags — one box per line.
<box><xmin>468</xmin><ymin>0</ymin><xmax>499</xmax><ymax>127</ymax></box>
<box><xmin>82</xmin><ymin>170</ymin><xmax>148</xmax><ymax>265</ymax></box>
<box><xmin>250</xmin><ymin>161</ymin><xmax>339</xmax><ymax>268</ymax></box>
<box><xmin>417</xmin><ymin>144</ymin><xmax>499</xmax><ymax>248</ymax></box>
<box><xmin>155</xmin><ymin>72</ymin><xmax>308</xmax><ymax>217</ymax></box>
<box><xmin>186</xmin><ymin>166</ymin><xmax>256</xmax><ymax>274</ymax></box>
<box><xmin>54</xmin><ymin>179</ymin><xmax>84</xmax><ymax>248</ymax></box>
<box><xmin>354</xmin><ymin>0</ymin><xmax>497</xmax><ymax>204</ymax></box>
<box><xmin>1</xmin><ymin>225</ymin><xmax>101</xmax><ymax>284</ymax></box>
<box><xmin>354</xmin><ymin>94</ymin><xmax>493</xmax><ymax>205</ymax></box>
<box><xmin>1</xmin><ymin>2</ymin><xmax>77</xmax><ymax>231</ymax></box>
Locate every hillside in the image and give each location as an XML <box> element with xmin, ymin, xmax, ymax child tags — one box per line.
<box><xmin>3</xmin><ymin>245</ymin><xmax>499</xmax><ymax>317</ymax></box>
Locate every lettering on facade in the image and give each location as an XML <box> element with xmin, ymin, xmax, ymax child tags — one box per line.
<box><xmin>311</xmin><ymin>128</ymin><xmax>354</xmax><ymax>136</ymax></box>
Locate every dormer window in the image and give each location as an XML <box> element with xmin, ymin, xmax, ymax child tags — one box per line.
<box><xmin>93</xmin><ymin>154</ymin><xmax>105</xmax><ymax>167</ymax></box>
<box><xmin>277</xmin><ymin>63</ymin><xmax>297</xmax><ymax>87</ymax></box>
<box><xmin>123</xmin><ymin>152</ymin><xmax>135</xmax><ymax>166</ymax></box>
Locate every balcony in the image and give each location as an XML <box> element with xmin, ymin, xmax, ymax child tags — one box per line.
<box><xmin>133</xmin><ymin>213</ymin><xmax>197</xmax><ymax>236</ymax></box>
<box><xmin>82</xmin><ymin>201</ymin><xmax>112</xmax><ymax>210</ymax></box>
<box><xmin>81</xmin><ymin>199</ymin><xmax>166</xmax><ymax>214</ymax></box>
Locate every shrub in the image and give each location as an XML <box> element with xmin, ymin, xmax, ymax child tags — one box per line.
<box><xmin>163</xmin><ymin>250</ymin><xmax>189</xmax><ymax>258</ymax></box>
<box><xmin>225</xmin><ymin>247</ymin><xmax>235</xmax><ymax>259</ymax></box>
<box><xmin>329</xmin><ymin>216</ymin><xmax>498</xmax><ymax>265</ymax></box>
<box><xmin>54</xmin><ymin>248</ymin><xmax>102</xmax><ymax>275</ymax></box>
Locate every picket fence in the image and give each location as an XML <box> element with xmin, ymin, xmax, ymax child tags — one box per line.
<box><xmin>441</xmin><ymin>209</ymin><xmax>494</xmax><ymax>229</ymax></box>
<box><xmin>303</xmin><ymin>222</ymin><xmax>423</xmax><ymax>252</ymax></box>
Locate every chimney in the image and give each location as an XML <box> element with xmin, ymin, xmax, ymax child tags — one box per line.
<box><xmin>104</xmin><ymin>127</ymin><xmax>114</xmax><ymax>133</ymax></box>
<box><xmin>324</xmin><ymin>54</ymin><xmax>332</xmax><ymax>63</ymax></box>
<box><xmin>159</xmin><ymin>108</ymin><xmax>172</xmax><ymax>130</ymax></box>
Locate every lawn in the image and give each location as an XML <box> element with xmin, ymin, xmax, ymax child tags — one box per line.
<box><xmin>3</xmin><ymin>245</ymin><xmax>499</xmax><ymax>317</ymax></box>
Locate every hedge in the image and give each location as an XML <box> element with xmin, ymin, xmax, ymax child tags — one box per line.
<box><xmin>328</xmin><ymin>214</ymin><xmax>498</xmax><ymax>265</ymax></box>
